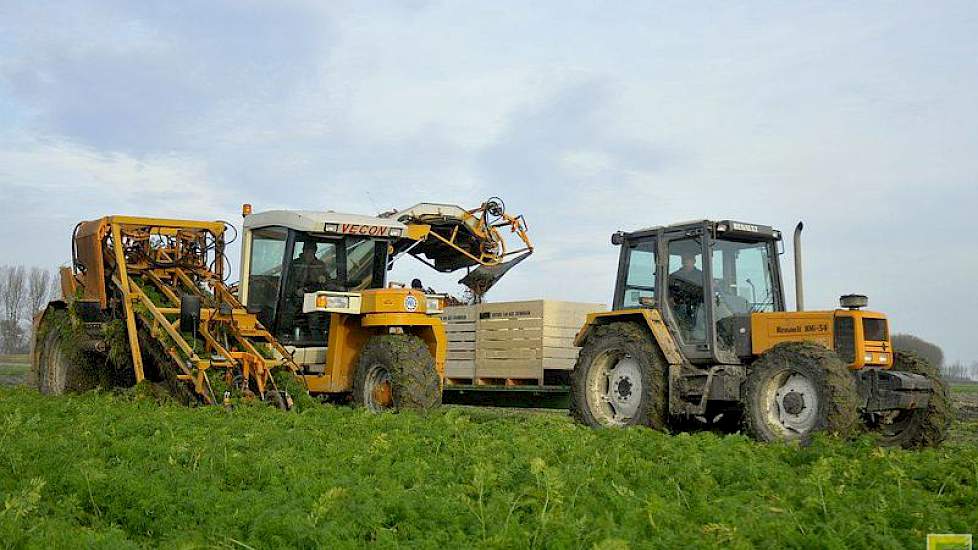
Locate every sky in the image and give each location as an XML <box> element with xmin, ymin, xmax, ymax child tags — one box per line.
<box><xmin>0</xmin><ymin>1</ymin><xmax>976</xmax><ymax>363</ymax></box>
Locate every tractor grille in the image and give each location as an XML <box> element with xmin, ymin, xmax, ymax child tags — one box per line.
<box><xmin>863</xmin><ymin>318</ymin><xmax>888</xmax><ymax>342</ymax></box>
<box><xmin>834</xmin><ymin>316</ymin><xmax>856</xmax><ymax>364</ymax></box>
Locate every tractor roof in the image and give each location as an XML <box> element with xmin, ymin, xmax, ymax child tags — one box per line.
<box><xmin>619</xmin><ymin>219</ymin><xmax>781</xmax><ymax>242</ymax></box>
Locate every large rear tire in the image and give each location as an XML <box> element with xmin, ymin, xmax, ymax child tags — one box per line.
<box><xmin>31</xmin><ymin>307</ymin><xmax>99</xmax><ymax>395</ymax></box>
<box><xmin>570</xmin><ymin>322</ymin><xmax>667</xmax><ymax>429</ymax></box>
<box><xmin>353</xmin><ymin>334</ymin><xmax>441</xmax><ymax>412</ymax></box>
<box><xmin>871</xmin><ymin>351</ymin><xmax>951</xmax><ymax>448</ymax></box>
<box><xmin>744</xmin><ymin>342</ymin><xmax>859</xmax><ymax>443</ymax></box>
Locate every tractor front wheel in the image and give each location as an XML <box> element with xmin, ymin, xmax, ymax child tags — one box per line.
<box><xmin>570</xmin><ymin>322</ymin><xmax>667</xmax><ymax>429</ymax></box>
<box><xmin>744</xmin><ymin>342</ymin><xmax>859</xmax><ymax>444</ymax></box>
<box><xmin>870</xmin><ymin>351</ymin><xmax>951</xmax><ymax>448</ymax></box>
<box><xmin>353</xmin><ymin>334</ymin><xmax>441</xmax><ymax>412</ymax></box>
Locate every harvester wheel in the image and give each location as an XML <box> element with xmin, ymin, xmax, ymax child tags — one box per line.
<box><xmin>32</xmin><ymin>307</ymin><xmax>98</xmax><ymax>395</ymax></box>
<box><xmin>570</xmin><ymin>322</ymin><xmax>667</xmax><ymax>429</ymax></box>
<box><xmin>871</xmin><ymin>351</ymin><xmax>951</xmax><ymax>448</ymax></box>
<box><xmin>744</xmin><ymin>342</ymin><xmax>859</xmax><ymax>444</ymax></box>
<box><xmin>353</xmin><ymin>334</ymin><xmax>441</xmax><ymax>412</ymax></box>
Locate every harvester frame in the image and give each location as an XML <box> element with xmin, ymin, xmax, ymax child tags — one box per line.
<box><xmin>35</xmin><ymin>216</ymin><xmax>299</xmax><ymax>406</ymax></box>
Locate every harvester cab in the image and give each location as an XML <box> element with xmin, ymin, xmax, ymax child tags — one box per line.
<box><xmin>571</xmin><ymin>219</ymin><xmax>950</xmax><ymax>448</ymax></box>
<box><xmin>238</xmin><ymin>199</ymin><xmax>532</xmax><ymax>410</ymax></box>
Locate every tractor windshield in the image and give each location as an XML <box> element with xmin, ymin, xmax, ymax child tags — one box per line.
<box><xmin>711</xmin><ymin>238</ymin><xmax>777</xmax><ymax>351</ymax></box>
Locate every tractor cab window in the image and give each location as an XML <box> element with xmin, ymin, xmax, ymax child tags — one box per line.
<box><xmin>711</xmin><ymin>238</ymin><xmax>776</xmax><ymax>351</ymax></box>
<box><xmin>667</xmin><ymin>239</ymin><xmax>706</xmax><ymax>343</ymax></box>
<box><xmin>621</xmin><ymin>238</ymin><xmax>656</xmax><ymax>308</ymax></box>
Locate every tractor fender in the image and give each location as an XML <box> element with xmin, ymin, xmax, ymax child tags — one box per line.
<box><xmin>574</xmin><ymin>309</ymin><xmax>683</xmax><ymax>366</ymax></box>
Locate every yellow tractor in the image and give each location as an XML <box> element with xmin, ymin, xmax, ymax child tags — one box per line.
<box><xmin>31</xmin><ymin>199</ymin><xmax>531</xmax><ymax>412</ymax></box>
<box><xmin>570</xmin><ymin>220</ymin><xmax>950</xmax><ymax>447</ymax></box>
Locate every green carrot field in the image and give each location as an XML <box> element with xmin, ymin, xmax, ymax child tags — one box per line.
<box><xmin>0</xmin><ymin>386</ymin><xmax>976</xmax><ymax>549</ymax></box>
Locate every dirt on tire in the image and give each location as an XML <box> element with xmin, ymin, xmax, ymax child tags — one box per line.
<box><xmin>353</xmin><ymin>334</ymin><xmax>441</xmax><ymax>412</ymax></box>
<box><xmin>871</xmin><ymin>351</ymin><xmax>952</xmax><ymax>448</ymax></box>
<box><xmin>570</xmin><ymin>321</ymin><xmax>668</xmax><ymax>430</ymax></box>
<box><xmin>743</xmin><ymin>341</ymin><xmax>860</xmax><ymax>444</ymax></box>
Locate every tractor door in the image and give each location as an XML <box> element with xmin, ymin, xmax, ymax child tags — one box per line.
<box><xmin>661</xmin><ymin>232</ymin><xmax>714</xmax><ymax>362</ymax></box>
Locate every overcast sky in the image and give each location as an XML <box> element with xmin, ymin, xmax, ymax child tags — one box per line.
<box><xmin>1</xmin><ymin>2</ymin><xmax>976</xmax><ymax>363</ymax></box>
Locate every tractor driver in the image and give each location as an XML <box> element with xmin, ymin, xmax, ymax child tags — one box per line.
<box><xmin>669</xmin><ymin>251</ymin><xmax>704</xmax><ymax>340</ymax></box>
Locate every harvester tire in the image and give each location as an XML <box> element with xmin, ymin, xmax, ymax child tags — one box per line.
<box><xmin>353</xmin><ymin>334</ymin><xmax>441</xmax><ymax>412</ymax></box>
<box><xmin>871</xmin><ymin>351</ymin><xmax>951</xmax><ymax>448</ymax></box>
<box><xmin>570</xmin><ymin>322</ymin><xmax>667</xmax><ymax>429</ymax></box>
<box><xmin>744</xmin><ymin>342</ymin><xmax>859</xmax><ymax>444</ymax></box>
<box><xmin>32</xmin><ymin>308</ymin><xmax>98</xmax><ymax>395</ymax></box>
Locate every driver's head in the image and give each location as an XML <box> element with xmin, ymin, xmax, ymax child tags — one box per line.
<box><xmin>301</xmin><ymin>241</ymin><xmax>317</xmax><ymax>259</ymax></box>
<box><xmin>681</xmin><ymin>253</ymin><xmax>697</xmax><ymax>271</ymax></box>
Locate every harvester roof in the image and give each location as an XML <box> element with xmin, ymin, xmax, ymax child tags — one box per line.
<box><xmin>244</xmin><ymin>210</ymin><xmax>407</xmax><ymax>238</ymax></box>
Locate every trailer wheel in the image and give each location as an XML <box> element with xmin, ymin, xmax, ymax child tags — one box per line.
<box><xmin>570</xmin><ymin>322</ymin><xmax>667</xmax><ymax>429</ymax></box>
<box><xmin>744</xmin><ymin>342</ymin><xmax>859</xmax><ymax>443</ymax></box>
<box><xmin>871</xmin><ymin>351</ymin><xmax>950</xmax><ymax>448</ymax></box>
<box><xmin>353</xmin><ymin>334</ymin><xmax>441</xmax><ymax>412</ymax></box>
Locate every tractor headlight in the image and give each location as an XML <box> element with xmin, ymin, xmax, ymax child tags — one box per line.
<box><xmin>864</xmin><ymin>353</ymin><xmax>874</xmax><ymax>363</ymax></box>
<box><xmin>426</xmin><ymin>296</ymin><xmax>445</xmax><ymax>314</ymax></box>
<box><xmin>878</xmin><ymin>353</ymin><xmax>889</xmax><ymax>364</ymax></box>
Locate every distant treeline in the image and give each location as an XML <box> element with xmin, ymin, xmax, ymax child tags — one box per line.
<box><xmin>0</xmin><ymin>266</ymin><xmax>59</xmax><ymax>354</ymax></box>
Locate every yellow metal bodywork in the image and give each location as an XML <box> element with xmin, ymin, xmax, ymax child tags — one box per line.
<box><xmin>575</xmin><ymin>307</ymin><xmax>892</xmax><ymax>370</ymax></box>
<box><xmin>300</xmin><ymin>287</ymin><xmax>447</xmax><ymax>394</ymax></box>
<box><xmin>751</xmin><ymin>309</ymin><xmax>892</xmax><ymax>369</ymax></box>
<box><xmin>575</xmin><ymin>309</ymin><xmax>685</xmax><ymax>367</ymax></box>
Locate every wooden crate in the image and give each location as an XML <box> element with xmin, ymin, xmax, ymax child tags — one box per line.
<box><xmin>443</xmin><ymin>300</ymin><xmax>606</xmax><ymax>385</ymax></box>
<box><xmin>439</xmin><ymin>305</ymin><xmax>477</xmax><ymax>382</ymax></box>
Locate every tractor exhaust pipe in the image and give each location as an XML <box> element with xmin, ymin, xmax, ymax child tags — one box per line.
<box><xmin>793</xmin><ymin>221</ymin><xmax>804</xmax><ymax>312</ymax></box>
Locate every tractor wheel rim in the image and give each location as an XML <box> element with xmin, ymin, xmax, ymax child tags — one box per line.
<box><xmin>364</xmin><ymin>364</ymin><xmax>393</xmax><ymax>412</ymax></box>
<box><xmin>762</xmin><ymin>371</ymin><xmax>819</xmax><ymax>437</ymax></box>
<box><xmin>586</xmin><ymin>351</ymin><xmax>642</xmax><ymax>426</ymax></box>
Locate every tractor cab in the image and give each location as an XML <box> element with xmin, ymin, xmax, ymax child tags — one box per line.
<box><xmin>611</xmin><ymin>220</ymin><xmax>785</xmax><ymax>364</ymax></box>
<box><xmin>238</xmin><ymin>210</ymin><xmax>404</xmax><ymax>349</ymax></box>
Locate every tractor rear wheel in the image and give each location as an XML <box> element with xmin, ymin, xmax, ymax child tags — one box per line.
<box><xmin>744</xmin><ymin>342</ymin><xmax>859</xmax><ymax>444</ymax></box>
<box><xmin>871</xmin><ymin>351</ymin><xmax>950</xmax><ymax>448</ymax></box>
<box><xmin>570</xmin><ymin>322</ymin><xmax>667</xmax><ymax>429</ymax></box>
<box><xmin>353</xmin><ymin>334</ymin><xmax>441</xmax><ymax>412</ymax></box>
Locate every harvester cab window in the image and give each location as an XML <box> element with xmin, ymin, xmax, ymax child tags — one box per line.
<box><xmin>667</xmin><ymin>238</ymin><xmax>706</xmax><ymax>343</ymax></box>
<box><xmin>247</xmin><ymin>227</ymin><xmax>289</xmax><ymax>329</ymax></box>
<box><xmin>711</xmin><ymin>239</ymin><xmax>775</xmax><ymax>351</ymax></box>
<box><xmin>280</xmin><ymin>237</ymin><xmax>340</xmax><ymax>346</ymax></box>
<box><xmin>622</xmin><ymin>238</ymin><xmax>656</xmax><ymax>308</ymax></box>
